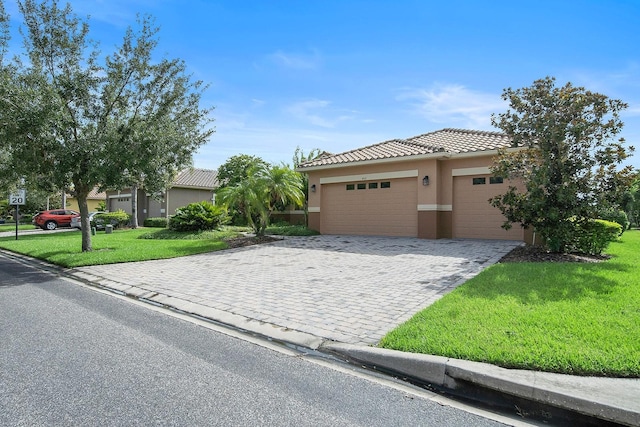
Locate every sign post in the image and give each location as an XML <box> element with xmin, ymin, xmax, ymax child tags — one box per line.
<box><xmin>9</xmin><ymin>189</ymin><xmax>26</xmax><ymax>240</ymax></box>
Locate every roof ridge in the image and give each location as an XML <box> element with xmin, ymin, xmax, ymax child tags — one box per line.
<box><xmin>440</xmin><ymin>127</ymin><xmax>508</xmax><ymax>138</ymax></box>
<box><xmin>323</xmin><ymin>138</ymin><xmax>405</xmax><ymax>158</ymax></box>
<box><xmin>296</xmin><ymin>128</ymin><xmax>513</xmax><ymax>169</ymax></box>
<box><xmin>399</xmin><ymin>138</ymin><xmax>446</xmax><ymax>152</ymax></box>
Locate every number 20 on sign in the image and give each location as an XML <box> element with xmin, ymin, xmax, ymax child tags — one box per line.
<box><xmin>9</xmin><ymin>190</ymin><xmax>26</xmax><ymax>205</ymax></box>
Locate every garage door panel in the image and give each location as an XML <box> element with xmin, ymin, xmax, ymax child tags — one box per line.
<box><xmin>322</xmin><ymin>178</ymin><xmax>417</xmax><ymax>237</ymax></box>
<box><xmin>453</xmin><ymin>176</ymin><xmax>523</xmax><ymax>240</ymax></box>
<box><xmin>109</xmin><ymin>197</ymin><xmax>131</xmax><ymax>213</ymax></box>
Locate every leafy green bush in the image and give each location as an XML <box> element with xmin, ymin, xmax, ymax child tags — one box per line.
<box><xmin>143</xmin><ymin>217</ymin><xmax>168</xmax><ymax>228</ymax></box>
<box><xmin>169</xmin><ymin>201</ymin><xmax>229</xmax><ymax>232</ymax></box>
<box><xmin>94</xmin><ymin>210</ymin><xmax>130</xmax><ymax>229</ymax></box>
<box><xmin>571</xmin><ymin>219</ymin><xmax>621</xmax><ymax>255</ymax></box>
<box><xmin>598</xmin><ymin>209</ymin><xmax>629</xmax><ymax>234</ymax></box>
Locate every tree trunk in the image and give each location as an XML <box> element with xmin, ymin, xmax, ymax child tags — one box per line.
<box><xmin>75</xmin><ymin>184</ymin><xmax>92</xmax><ymax>252</ymax></box>
<box><xmin>131</xmin><ymin>183</ymin><xmax>139</xmax><ymax>229</ymax></box>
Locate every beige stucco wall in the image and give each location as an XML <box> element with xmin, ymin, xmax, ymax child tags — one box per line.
<box><xmin>304</xmin><ymin>151</ymin><xmax>526</xmax><ymax>241</ymax></box>
<box><xmin>307</xmin><ymin>158</ymin><xmax>439</xmax><ymax>211</ymax></box>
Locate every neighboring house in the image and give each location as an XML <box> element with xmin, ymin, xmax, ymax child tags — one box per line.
<box><xmin>297</xmin><ymin>128</ymin><xmax>533</xmax><ymax>242</ymax></box>
<box><xmin>66</xmin><ymin>188</ymin><xmax>107</xmax><ymax>212</ymax></box>
<box><xmin>106</xmin><ymin>168</ymin><xmax>218</xmax><ymax>225</ymax></box>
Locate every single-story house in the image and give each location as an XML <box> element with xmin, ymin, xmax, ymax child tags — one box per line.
<box><xmin>297</xmin><ymin>128</ymin><xmax>532</xmax><ymax>242</ymax></box>
<box><xmin>66</xmin><ymin>188</ymin><xmax>107</xmax><ymax>212</ymax></box>
<box><xmin>106</xmin><ymin>168</ymin><xmax>218</xmax><ymax>225</ymax></box>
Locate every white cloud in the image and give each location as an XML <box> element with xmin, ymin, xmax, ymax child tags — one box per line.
<box><xmin>268</xmin><ymin>49</ymin><xmax>321</xmax><ymax>70</ymax></box>
<box><xmin>397</xmin><ymin>83</ymin><xmax>506</xmax><ymax>130</ymax></box>
<box><xmin>285</xmin><ymin>99</ymin><xmax>353</xmax><ymax>128</ymax></box>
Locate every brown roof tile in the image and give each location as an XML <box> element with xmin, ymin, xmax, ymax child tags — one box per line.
<box><xmin>87</xmin><ymin>188</ymin><xmax>107</xmax><ymax>200</ymax></box>
<box><xmin>172</xmin><ymin>168</ymin><xmax>218</xmax><ymax>189</ymax></box>
<box><xmin>297</xmin><ymin>128</ymin><xmax>512</xmax><ymax>169</ymax></box>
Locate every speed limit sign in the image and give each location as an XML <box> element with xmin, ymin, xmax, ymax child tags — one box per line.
<box><xmin>9</xmin><ymin>189</ymin><xmax>26</xmax><ymax>205</ymax></box>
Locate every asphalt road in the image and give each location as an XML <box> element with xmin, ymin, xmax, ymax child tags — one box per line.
<box><xmin>0</xmin><ymin>253</ymin><xmax>514</xmax><ymax>426</ymax></box>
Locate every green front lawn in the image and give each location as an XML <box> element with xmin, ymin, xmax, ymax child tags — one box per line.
<box><xmin>0</xmin><ymin>223</ymin><xmax>36</xmax><ymax>232</ymax></box>
<box><xmin>0</xmin><ymin>228</ymin><xmax>238</xmax><ymax>267</ymax></box>
<box><xmin>379</xmin><ymin>230</ymin><xmax>640</xmax><ymax>377</ymax></box>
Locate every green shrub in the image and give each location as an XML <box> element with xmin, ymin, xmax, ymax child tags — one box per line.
<box><xmin>94</xmin><ymin>210</ymin><xmax>130</xmax><ymax>229</ymax></box>
<box><xmin>571</xmin><ymin>219</ymin><xmax>621</xmax><ymax>255</ymax></box>
<box><xmin>97</xmin><ymin>200</ymin><xmax>107</xmax><ymax>212</ymax></box>
<box><xmin>169</xmin><ymin>201</ymin><xmax>229</xmax><ymax>232</ymax></box>
<box><xmin>598</xmin><ymin>209</ymin><xmax>629</xmax><ymax>234</ymax></box>
<box><xmin>143</xmin><ymin>217</ymin><xmax>168</xmax><ymax>228</ymax></box>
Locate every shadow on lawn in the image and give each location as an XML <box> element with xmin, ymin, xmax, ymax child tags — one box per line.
<box><xmin>460</xmin><ymin>260</ymin><xmax>629</xmax><ymax>304</ymax></box>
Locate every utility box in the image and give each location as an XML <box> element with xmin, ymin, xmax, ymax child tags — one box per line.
<box><xmin>105</xmin><ymin>224</ymin><xmax>113</xmax><ymax>234</ymax></box>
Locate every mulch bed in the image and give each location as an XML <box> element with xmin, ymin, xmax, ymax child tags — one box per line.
<box><xmin>223</xmin><ymin>235</ymin><xmax>280</xmax><ymax>249</ymax></box>
<box><xmin>499</xmin><ymin>244</ymin><xmax>609</xmax><ymax>263</ymax></box>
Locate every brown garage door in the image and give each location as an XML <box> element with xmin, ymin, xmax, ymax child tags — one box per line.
<box><xmin>452</xmin><ymin>175</ymin><xmax>523</xmax><ymax>240</ymax></box>
<box><xmin>321</xmin><ymin>178</ymin><xmax>417</xmax><ymax>237</ymax></box>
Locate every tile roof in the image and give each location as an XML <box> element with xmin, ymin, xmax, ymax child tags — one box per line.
<box><xmin>172</xmin><ymin>168</ymin><xmax>218</xmax><ymax>189</ymax></box>
<box><xmin>87</xmin><ymin>188</ymin><xmax>107</xmax><ymax>199</ymax></box>
<box><xmin>66</xmin><ymin>188</ymin><xmax>106</xmax><ymax>200</ymax></box>
<box><xmin>297</xmin><ymin>128</ymin><xmax>513</xmax><ymax>169</ymax></box>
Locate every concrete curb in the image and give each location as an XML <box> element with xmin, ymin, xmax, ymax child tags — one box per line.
<box><xmin>321</xmin><ymin>342</ymin><xmax>640</xmax><ymax>426</ymax></box>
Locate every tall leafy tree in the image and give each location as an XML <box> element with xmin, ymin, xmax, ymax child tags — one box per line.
<box><xmin>216</xmin><ymin>154</ymin><xmax>268</xmax><ymax>189</ymax></box>
<box><xmin>217</xmin><ymin>163</ymin><xmax>303</xmax><ymax>236</ymax></box>
<box><xmin>216</xmin><ymin>154</ymin><xmax>268</xmax><ymax>224</ymax></box>
<box><xmin>627</xmin><ymin>173</ymin><xmax>640</xmax><ymax>227</ymax></box>
<box><xmin>0</xmin><ymin>1</ymin><xmax>213</xmax><ymax>248</ymax></box>
<box><xmin>490</xmin><ymin>77</ymin><xmax>635</xmax><ymax>252</ymax></box>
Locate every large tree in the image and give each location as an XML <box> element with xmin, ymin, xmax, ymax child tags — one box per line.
<box><xmin>216</xmin><ymin>154</ymin><xmax>268</xmax><ymax>189</ymax></box>
<box><xmin>216</xmin><ymin>154</ymin><xmax>268</xmax><ymax>225</ymax></box>
<box><xmin>0</xmin><ymin>0</ymin><xmax>213</xmax><ymax>249</ymax></box>
<box><xmin>490</xmin><ymin>77</ymin><xmax>635</xmax><ymax>252</ymax></box>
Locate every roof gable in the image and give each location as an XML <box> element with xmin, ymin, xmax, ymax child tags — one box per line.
<box><xmin>298</xmin><ymin>128</ymin><xmax>512</xmax><ymax>169</ymax></box>
<box><xmin>172</xmin><ymin>168</ymin><xmax>219</xmax><ymax>189</ymax></box>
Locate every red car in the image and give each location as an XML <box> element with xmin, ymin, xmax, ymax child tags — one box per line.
<box><xmin>33</xmin><ymin>209</ymin><xmax>79</xmax><ymax>230</ymax></box>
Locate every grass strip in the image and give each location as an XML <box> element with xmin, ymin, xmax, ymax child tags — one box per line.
<box><xmin>379</xmin><ymin>230</ymin><xmax>640</xmax><ymax>377</ymax></box>
<box><xmin>0</xmin><ymin>228</ymin><xmax>235</xmax><ymax>267</ymax></box>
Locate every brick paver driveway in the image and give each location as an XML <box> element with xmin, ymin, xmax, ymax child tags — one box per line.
<box><xmin>74</xmin><ymin>235</ymin><xmax>521</xmax><ymax>345</ymax></box>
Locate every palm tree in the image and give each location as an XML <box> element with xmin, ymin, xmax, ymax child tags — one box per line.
<box><xmin>217</xmin><ymin>163</ymin><xmax>304</xmax><ymax>236</ymax></box>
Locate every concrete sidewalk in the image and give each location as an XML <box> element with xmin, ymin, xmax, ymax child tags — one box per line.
<box><xmin>6</xmin><ymin>234</ymin><xmax>638</xmax><ymax>425</ymax></box>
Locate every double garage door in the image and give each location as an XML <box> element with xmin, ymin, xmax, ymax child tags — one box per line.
<box><xmin>319</xmin><ymin>175</ymin><xmax>523</xmax><ymax>241</ymax></box>
<box><xmin>320</xmin><ymin>178</ymin><xmax>417</xmax><ymax>237</ymax></box>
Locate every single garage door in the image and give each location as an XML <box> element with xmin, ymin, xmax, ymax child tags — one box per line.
<box><xmin>452</xmin><ymin>175</ymin><xmax>523</xmax><ymax>240</ymax></box>
<box><xmin>109</xmin><ymin>196</ymin><xmax>131</xmax><ymax>213</ymax></box>
<box><xmin>321</xmin><ymin>178</ymin><xmax>417</xmax><ymax>237</ymax></box>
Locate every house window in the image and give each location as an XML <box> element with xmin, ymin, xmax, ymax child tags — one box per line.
<box><xmin>357</xmin><ymin>183</ymin><xmax>366</xmax><ymax>190</ymax></box>
<box><xmin>381</xmin><ymin>181</ymin><xmax>391</xmax><ymax>188</ymax></box>
<box><xmin>368</xmin><ymin>182</ymin><xmax>378</xmax><ymax>189</ymax></box>
<box><xmin>472</xmin><ymin>177</ymin><xmax>486</xmax><ymax>185</ymax></box>
<box><xmin>346</xmin><ymin>184</ymin><xmax>355</xmax><ymax>190</ymax></box>
<box><xmin>490</xmin><ymin>176</ymin><xmax>504</xmax><ymax>184</ymax></box>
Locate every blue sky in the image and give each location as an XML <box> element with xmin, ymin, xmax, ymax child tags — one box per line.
<box><xmin>5</xmin><ymin>0</ymin><xmax>640</xmax><ymax>169</ymax></box>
